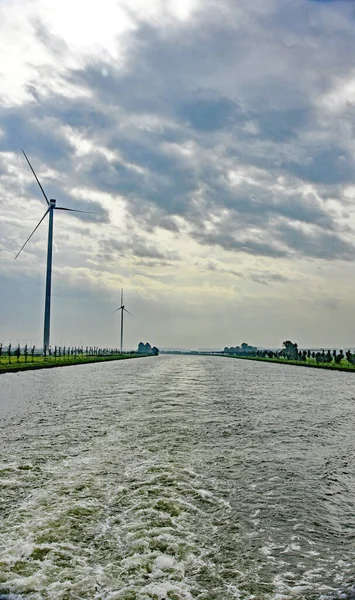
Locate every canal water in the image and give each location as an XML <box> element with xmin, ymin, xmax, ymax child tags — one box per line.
<box><xmin>0</xmin><ymin>355</ymin><xmax>354</xmax><ymax>599</ymax></box>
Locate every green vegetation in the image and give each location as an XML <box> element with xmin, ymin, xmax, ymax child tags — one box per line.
<box><xmin>221</xmin><ymin>340</ymin><xmax>355</xmax><ymax>372</ymax></box>
<box><xmin>137</xmin><ymin>341</ymin><xmax>159</xmax><ymax>355</ymax></box>
<box><xmin>0</xmin><ymin>352</ymin><xmax>145</xmax><ymax>374</ymax></box>
<box><xmin>0</xmin><ymin>341</ymin><xmax>160</xmax><ymax>374</ymax></box>
<box><xmin>223</xmin><ymin>353</ymin><xmax>355</xmax><ymax>372</ymax></box>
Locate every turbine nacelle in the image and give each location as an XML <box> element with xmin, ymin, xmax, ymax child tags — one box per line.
<box><xmin>50</xmin><ymin>199</ymin><xmax>56</xmax><ymax>207</ymax></box>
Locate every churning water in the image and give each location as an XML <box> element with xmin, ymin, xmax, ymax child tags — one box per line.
<box><xmin>0</xmin><ymin>355</ymin><xmax>354</xmax><ymax>600</ymax></box>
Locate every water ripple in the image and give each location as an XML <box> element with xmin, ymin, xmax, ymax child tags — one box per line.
<box><xmin>0</xmin><ymin>356</ymin><xmax>354</xmax><ymax>599</ymax></box>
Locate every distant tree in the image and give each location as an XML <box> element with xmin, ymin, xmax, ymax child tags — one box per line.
<box><xmin>282</xmin><ymin>341</ymin><xmax>298</xmax><ymax>360</ymax></box>
<box><xmin>152</xmin><ymin>346</ymin><xmax>159</xmax><ymax>356</ymax></box>
<box><xmin>326</xmin><ymin>350</ymin><xmax>332</xmax><ymax>363</ymax></box>
<box><xmin>8</xmin><ymin>343</ymin><xmax>11</xmax><ymax>364</ymax></box>
<box><xmin>138</xmin><ymin>342</ymin><xmax>146</xmax><ymax>354</ymax></box>
<box><xmin>346</xmin><ymin>350</ymin><xmax>353</xmax><ymax>365</ymax></box>
<box><xmin>321</xmin><ymin>350</ymin><xmax>325</xmax><ymax>363</ymax></box>
<box><xmin>54</xmin><ymin>346</ymin><xmax>57</xmax><ymax>360</ymax></box>
<box><xmin>240</xmin><ymin>343</ymin><xmax>257</xmax><ymax>355</ymax></box>
<box><xmin>15</xmin><ymin>344</ymin><xmax>21</xmax><ymax>363</ymax></box>
<box><xmin>31</xmin><ymin>345</ymin><xmax>35</xmax><ymax>362</ymax></box>
<box><xmin>0</xmin><ymin>343</ymin><xmax>2</xmax><ymax>359</ymax></box>
<box><xmin>307</xmin><ymin>349</ymin><xmax>311</xmax><ymax>359</ymax></box>
<box><xmin>336</xmin><ymin>349</ymin><xmax>344</xmax><ymax>364</ymax></box>
<box><xmin>24</xmin><ymin>344</ymin><xmax>28</xmax><ymax>363</ymax></box>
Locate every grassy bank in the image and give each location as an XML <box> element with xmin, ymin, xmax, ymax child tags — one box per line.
<box><xmin>223</xmin><ymin>353</ymin><xmax>355</xmax><ymax>373</ymax></box>
<box><xmin>0</xmin><ymin>353</ymin><xmax>149</xmax><ymax>375</ymax></box>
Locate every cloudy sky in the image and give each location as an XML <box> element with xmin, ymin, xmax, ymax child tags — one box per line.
<box><xmin>1</xmin><ymin>0</ymin><xmax>355</xmax><ymax>350</ymax></box>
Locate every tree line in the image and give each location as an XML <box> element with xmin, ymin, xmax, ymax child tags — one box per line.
<box><xmin>223</xmin><ymin>341</ymin><xmax>355</xmax><ymax>365</ymax></box>
<box><xmin>0</xmin><ymin>343</ymin><xmax>137</xmax><ymax>364</ymax></box>
<box><xmin>0</xmin><ymin>342</ymin><xmax>160</xmax><ymax>364</ymax></box>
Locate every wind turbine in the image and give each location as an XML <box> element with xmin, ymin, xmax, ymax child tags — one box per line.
<box><xmin>16</xmin><ymin>150</ymin><xmax>95</xmax><ymax>352</ymax></box>
<box><xmin>111</xmin><ymin>289</ymin><xmax>132</xmax><ymax>354</ymax></box>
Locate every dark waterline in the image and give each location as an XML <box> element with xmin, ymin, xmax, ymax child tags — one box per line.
<box><xmin>0</xmin><ymin>356</ymin><xmax>354</xmax><ymax>599</ymax></box>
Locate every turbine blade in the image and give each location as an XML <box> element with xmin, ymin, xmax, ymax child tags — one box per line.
<box><xmin>15</xmin><ymin>208</ymin><xmax>49</xmax><ymax>259</ymax></box>
<box><xmin>121</xmin><ymin>288</ymin><xmax>123</xmax><ymax>306</ymax></box>
<box><xmin>22</xmin><ymin>150</ymin><xmax>49</xmax><ymax>206</ymax></box>
<box><xmin>124</xmin><ymin>308</ymin><xmax>132</xmax><ymax>315</ymax></box>
<box><xmin>56</xmin><ymin>207</ymin><xmax>98</xmax><ymax>214</ymax></box>
<box><xmin>110</xmin><ymin>307</ymin><xmax>122</xmax><ymax>314</ymax></box>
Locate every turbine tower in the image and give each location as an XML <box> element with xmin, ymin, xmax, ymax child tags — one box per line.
<box><xmin>111</xmin><ymin>289</ymin><xmax>131</xmax><ymax>354</ymax></box>
<box><xmin>16</xmin><ymin>150</ymin><xmax>95</xmax><ymax>351</ymax></box>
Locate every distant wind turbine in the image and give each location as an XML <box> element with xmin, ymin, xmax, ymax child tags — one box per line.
<box><xmin>111</xmin><ymin>289</ymin><xmax>132</xmax><ymax>354</ymax></box>
<box><xmin>16</xmin><ymin>150</ymin><xmax>96</xmax><ymax>351</ymax></box>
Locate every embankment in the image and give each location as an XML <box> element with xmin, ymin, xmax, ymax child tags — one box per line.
<box><xmin>0</xmin><ymin>354</ymin><xmax>152</xmax><ymax>375</ymax></box>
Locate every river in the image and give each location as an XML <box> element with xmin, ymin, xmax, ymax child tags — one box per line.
<box><xmin>0</xmin><ymin>355</ymin><xmax>354</xmax><ymax>599</ymax></box>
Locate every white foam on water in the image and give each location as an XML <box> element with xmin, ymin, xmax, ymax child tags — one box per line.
<box><xmin>153</xmin><ymin>554</ymin><xmax>176</xmax><ymax>571</ymax></box>
<box><xmin>1</xmin><ymin>356</ymin><xmax>355</xmax><ymax>600</ymax></box>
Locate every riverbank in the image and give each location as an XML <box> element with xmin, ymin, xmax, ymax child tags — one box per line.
<box><xmin>0</xmin><ymin>353</ymin><xmax>150</xmax><ymax>375</ymax></box>
<box><xmin>222</xmin><ymin>353</ymin><xmax>355</xmax><ymax>373</ymax></box>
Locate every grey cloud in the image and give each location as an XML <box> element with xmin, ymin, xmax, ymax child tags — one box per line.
<box><xmin>2</xmin><ymin>2</ymin><xmax>355</xmax><ymax>262</ymax></box>
<box><xmin>284</xmin><ymin>148</ymin><xmax>355</xmax><ymax>186</ymax></box>
<box><xmin>0</xmin><ymin>108</ymin><xmax>72</xmax><ymax>165</ymax></box>
<box><xmin>249</xmin><ymin>271</ymin><xmax>291</xmax><ymax>286</ymax></box>
<box><xmin>206</xmin><ymin>262</ymin><xmax>293</xmax><ymax>284</ymax></box>
<box><xmin>275</xmin><ymin>222</ymin><xmax>355</xmax><ymax>260</ymax></box>
<box><xmin>32</xmin><ymin>18</ymin><xmax>68</xmax><ymax>57</ymax></box>
<box><xmin>194</xmin><ymin>230</ymin><xmax>288</xmax><ymax>258</ymax></box>
<box><xmin>178</xmin><ymin>97</ymin><xmax>240</xmax><ymax>132</ymax></box>
<box><xmin>157</xmin><ymin>216</ymin><xmax>180</xmax><ymax>233</ymax></box>
<box><xmin>27</xmin><ymin>176</ymin><xmax>109</xmax><ymax>224</ymax></box>
<box><xmin>0</xmin><ymin>107</ymin><xmax>109</xmax><ymax>222</ymax></box>
<box><xmin>134</xmin><ymin>259</ymin><xmax>173</xmax><ymax>268</ymax></box>
<box><xmin>99</xmin><ymin>236</ymin><xmax>180</xmax><ymax>262</ymax></box>
<box><xmin>206</xmin><ymin>262</ymin><xmax>243</xmax><ymax>278</ymax></box>
<box><xmin>256</xmin><ymin>107</ymin><xmax>312</xmax><ymax>143</ymax></box>
<box><xmin>319</xmin><ymin>297</ymin><xmax>341</xmax><ymax>311</ymax></box>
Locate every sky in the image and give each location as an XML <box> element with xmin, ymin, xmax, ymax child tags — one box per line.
<box><xmin>1</xmin><ymin>0</ymin><xmax>355</xmax><ymax>350</ymax></box>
